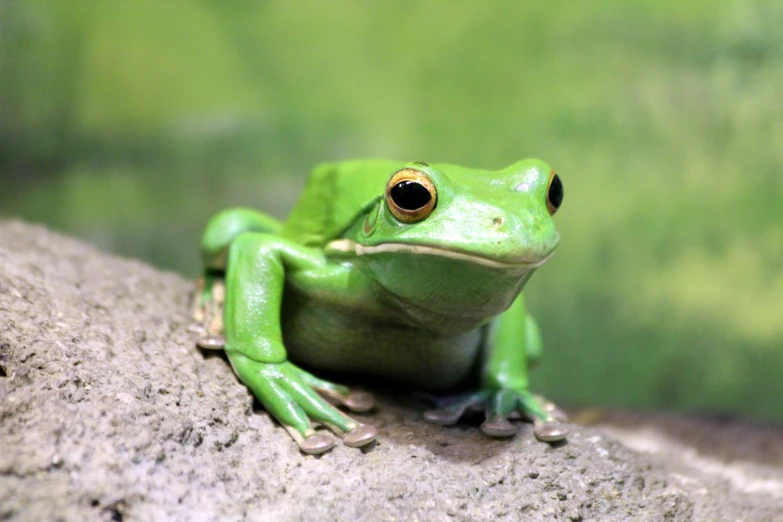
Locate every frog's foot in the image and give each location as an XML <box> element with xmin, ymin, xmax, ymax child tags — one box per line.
<box><xmin>423</xmin><ymin>389</ymin><xmax>569</xmax><ymax>442</ymax></box>
<box><xmin>190</xmin><ymin>276</ymin><xmax>227</xmax><ymax>350</ymax></box>
<box><xmin>279</xmin><ymin>363</ymin><xmax>378</xmax><ymax>454</ymax></box>
<box><xmin>233</xmin><ymin>357</ymin><xmax>377</xmax><ymax>455</ymax></box>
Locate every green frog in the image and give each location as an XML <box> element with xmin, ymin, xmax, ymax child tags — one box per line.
<box><xmin>191</xmin><ymin>159</ymin><xmax>567</xmax><ymax>454</ymax></box>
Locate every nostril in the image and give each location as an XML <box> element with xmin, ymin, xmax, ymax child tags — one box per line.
<box><xmin>492</xmin><ymin>217</ymin><xmax>504</xmax><ymax>227</ymax></box>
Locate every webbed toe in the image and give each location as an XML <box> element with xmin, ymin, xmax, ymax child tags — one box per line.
<box><xmin>343</xmin><ymin>424</ymin><xmax>377</xmax><ymax>447</ymax></box>
<box><xmin>344</xmin><ymin>391</ymin><xmax>375</xmax><ymax>413</ymax></box>
<box><xmin>480</xmin><ymin>415</ymin><xmax>518</xmax><ymax>437</ymax></box>
<box><xmin>533</xmin><ymin>419</ymin><xmax>569</xmax><ymax>442</ymax></box>
<box><xmin>299</xmin><ymin>433</ymin><xmax>335</xmax><ymax>455</ymax></box>
<box><xmin>196</xmin><ymin>334</ymin><xmax>225</xmax><ymax>350</ymax></box>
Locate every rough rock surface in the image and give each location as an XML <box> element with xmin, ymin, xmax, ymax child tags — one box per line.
<box><xmin>1</xmin><ymin>220</ymin><xmax>781</xmax><ymax>521</ymax></box>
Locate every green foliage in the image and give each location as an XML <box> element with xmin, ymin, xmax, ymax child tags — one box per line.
<box><xmin>2</xmin><ymin>0</ymin><xmax>782</xmax><ymax>418</ymax></box>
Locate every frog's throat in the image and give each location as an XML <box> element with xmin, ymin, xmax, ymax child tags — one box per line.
<box><xmin>325</xmin><ymin>239</ymin><xmax>553</xmax><ymax>269</ymax></box>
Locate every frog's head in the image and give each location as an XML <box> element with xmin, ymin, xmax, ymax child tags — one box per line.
<box><xmin>329</xmin><ymin>159</ymin><xmax>563</xmax><ymax>323</ymax></box>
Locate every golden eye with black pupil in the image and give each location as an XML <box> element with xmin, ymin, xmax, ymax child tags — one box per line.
<box><xmin>546</xmin><ymin>170</ymin><xmax>563</xmax><ymax>216</ymax></box>
<box><xmin>385</xmin><ymin>168</ymin><xmax>437</xmax><ymax>223</ymax></box>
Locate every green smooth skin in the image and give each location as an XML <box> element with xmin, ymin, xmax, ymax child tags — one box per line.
<box><xmin>198</xmin><ymin>158</ymin><xmax>563</xmax><ymax>451</ymax></box>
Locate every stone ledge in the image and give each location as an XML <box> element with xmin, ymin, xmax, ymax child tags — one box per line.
<box><xmin>0</xmin><ymin>220</ymin><xmax>780</xmax><ymax>521</ymax></box>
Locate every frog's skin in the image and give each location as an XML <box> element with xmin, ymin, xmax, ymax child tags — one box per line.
<box><xmin>191</xmin><ymin>159</ymin><xmax>567</xmax><ymax>454</ymax></box>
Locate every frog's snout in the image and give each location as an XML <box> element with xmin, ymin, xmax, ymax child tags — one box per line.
<box><xmin>497</xmin><ymin>212</ymin><xmax>560</xmax><ymax>263</ymax></box>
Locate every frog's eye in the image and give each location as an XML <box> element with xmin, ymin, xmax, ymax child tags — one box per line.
<box><xmin>385</xmin><ymin>168</ymin><xmax>437</xmax><ymax>223</ymax></box>
<box><xmin>546</xmin><ymin>170</ymin><xmax>563</xmax><ymax>215</ymax></box>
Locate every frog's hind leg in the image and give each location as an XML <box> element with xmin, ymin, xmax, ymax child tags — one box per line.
<box><xmin>191</xmin><ymin>208</ymin><xmax>283</xmax><ymax>348</ymax></box>
<box><xmin>423</xmin><ymin>298</ymin><xmax>569</xmax><ymax>443</ymax></box>
<box><xmin>201</xmin><ymin>208</ymin><xmax>283</xmax><ymax>271</ymax></box>
<box><xmin>190</xmin><ymin>275</ymin><xmax>208</xmax><ymax>327</ymax></box>
<box><xmin>192</xmin><ymin>275</ymin><xmax>227</xmax><ymax>349</ymax></box>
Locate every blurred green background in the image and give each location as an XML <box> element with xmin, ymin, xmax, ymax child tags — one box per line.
<box><xmin>2</xmin><ymin>1</ymin><xmax>781</xmax><ymax>420</ymax></box>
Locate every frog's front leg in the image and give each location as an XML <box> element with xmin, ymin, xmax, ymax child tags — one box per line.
<box><xmin>191</xmin><ymin>208</ymin><xmax>284</xmax><ymax>348</ymax></box>
<box><xmin>224</xmin><ymin>233</ymin><xmax>376</xmax><ymax>454</ymax></box>
<box><xmin>424</xmin><ymin>294</ymin><xmax>569</xmax><ymax>442</ymax></box>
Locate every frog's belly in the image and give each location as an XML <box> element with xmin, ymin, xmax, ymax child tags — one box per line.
<box><xmin>281</xmin><ymin>299</ymin><xmax>484</xmax><ymax>391</ymax></box>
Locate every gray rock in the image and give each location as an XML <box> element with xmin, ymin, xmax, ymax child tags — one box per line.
<box><xmin>0</xmin><ymin>220</ymin><xmax>781</xmax><ymax>521</ymax></box>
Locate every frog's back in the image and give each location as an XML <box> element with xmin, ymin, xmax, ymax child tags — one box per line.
<box><xmin>281</xmin><ymin>159</ymin><xmax>405</xmax><ymax>246</ymax></box>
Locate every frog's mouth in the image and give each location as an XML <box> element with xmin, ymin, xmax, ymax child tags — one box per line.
<box><xmin>326</xmin><ymin>239</ymin><xmax>553</xmax><ymax>269</ymax></box>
